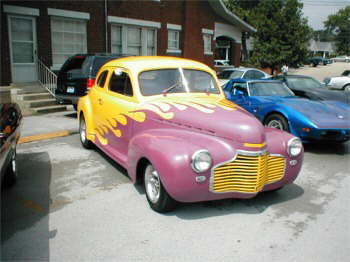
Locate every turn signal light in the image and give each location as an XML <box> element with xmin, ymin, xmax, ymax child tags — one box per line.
<box><xmin>86</xmin><ymin>78</ymin><xmax>95</xmax><ymax>89</ymax></box>
<box><xmin>302</xmin><ymin>128</ymin><xmax>310</xmax><ymax>132</ymax></box>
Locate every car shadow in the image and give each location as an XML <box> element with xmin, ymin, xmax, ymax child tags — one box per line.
<box><xmin>63</xmin><ymin>112</ymin><xmax>77</xmax><ymax>119</ymax></box>
<box><xmin>162</xmin><ymin>184</ymin><xmax>304</xmax><ymax>220</ymax></box>
<box><xmin>1</xmin><ymin>152</ymin><xmax>52</xmax><ymax>261</ymax></box>
<box><xmin>303</xmin><ymin>141</ymin><xmax>350</xmax><ymax>155</ymax></box>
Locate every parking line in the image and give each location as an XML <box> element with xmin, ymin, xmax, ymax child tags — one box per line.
<box><xmin>18</xmin><ymin>130</ymin><xmax>74</xmax><ymax>144</ymax></box>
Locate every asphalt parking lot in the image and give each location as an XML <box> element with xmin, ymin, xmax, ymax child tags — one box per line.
<box><xmin>1</xmin><ymin>62</ymin><xmax>350</xmax><ymax>261</ymax></box>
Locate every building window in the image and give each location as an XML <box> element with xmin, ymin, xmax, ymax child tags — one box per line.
<box><xmin>166</xmin><ymin>24</ymin><xmax>182</xmax><ymax>54</ymax></box>
<box><xmin>203</xmin><ymin>34</ymin><xmax>212</xmax><ymax>54</ymax></box>
<box><xmin>168</xmin><ymin>30</ymin><xmax>180</xmax><ymax>50</ymax></box>
<box><xmin>51</xmin><ymin>17</ymin><xmax>87</xmax><ymax>67</ymax></box>
<box><xmin>111</xmin><ymin>25</ymin><xmax>157</xmax><ymax>56</ymax></box>
<box><xmin>202</xmin><ymin>29</ymin><xmax>214</xmax><ymax>55</ymax></box>
<box><xmin>127</xmin><ymin>26</ymin><xmax>142</xmax><ymax>55</ymax></box>
<box><xmin>147</xmin><ymin>29</ymin><xmax>156</xmax><ymax>55</ymax></box>
<box><xmin>111</xmin><ymin>25</ymin><xmax>122</xmax><ymax>55</ymax></box>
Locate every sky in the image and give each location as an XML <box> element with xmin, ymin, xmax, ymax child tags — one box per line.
<box><xmin>301</xmin><ymin>0</ymin><xmax>350</xmax><ymax>30</ymax></box>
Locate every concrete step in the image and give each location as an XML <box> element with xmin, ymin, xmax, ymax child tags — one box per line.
<box><xmin>15</xmin><ymin>87</ymin><xmax>47</xmax><ymax>95</ymax></box>
<box><xmin>32</xmin><ymin>105</ymin><xmax>68</xmax><ymax>114</ymax></box>
<box><xmin>19</xmin><ymin>93</ymin><xmax>53</xmax><ymax>101</ymax></box>
<box><xmin>26</xmin><ymin>98</ymin><xmax>57</xmax><ymax>108</ymax></box>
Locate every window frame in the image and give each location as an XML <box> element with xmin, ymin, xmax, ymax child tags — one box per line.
<box><xmin>50</xmin><ymin>16</ymin><xmax>87</xmax><ymax>70</ymax></box>
<box><xmin>107</xmin><ymin>69</ymin><xmax>134</xmax><ymax>97</ymax></box>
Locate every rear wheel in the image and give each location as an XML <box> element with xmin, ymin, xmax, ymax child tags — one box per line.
<box><xmin>265</xmin><ymin>114</ymin><xmax>290</xmax><ymax>132</ymax></box>
<box><xmin>3</xmin><ymin>149</ymin><xmax>17</xmax><ymax>188</ymax></box>
<box><xmin>343</xmin><ymin>84</ymin><xmax>350</xmax><ymax>92</ymax></box>
<box><xmin>79</xmin><ymin>115</ymin><xmax>93</xmax><ymax>149</ymax></box>
<box><xmin>144</xmin><ymin>163</ymin><xmax>177</xmax><ymax>213</ymax></box>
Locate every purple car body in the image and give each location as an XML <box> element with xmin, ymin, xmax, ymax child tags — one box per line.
<box><xmin>78</xmin><ymin>56</ymin><xmax>304</xmax><ymax>212</ymax></box>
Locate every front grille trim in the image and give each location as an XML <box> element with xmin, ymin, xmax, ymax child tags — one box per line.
<box><xmin>210</xmin><ymin>150</ymin><xmax>286</xmax><ymax>194</ymax></box>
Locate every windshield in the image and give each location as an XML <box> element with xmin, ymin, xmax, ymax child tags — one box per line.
<box><xmin>217</xmin><ymin>70</ymin><xmax>244</xmax><ymax>79</ymax></box>
<box><xmin>287</xmin><ymin>77</ymin><xmax>324</xmax><ymax>89</ymax></box>
<box><xmin>139</xmin><ymin>69</ymin><xmax>220</xmax><ymax>96</ymax></box>
<box><xmin>249</xmin><ymin>82</ymin><xmax>295</xmax><ymax>96</ymax></box>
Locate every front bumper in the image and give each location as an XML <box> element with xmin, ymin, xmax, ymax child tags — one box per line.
<box><xmin>300</xmin><ymin>128</ymin><xmax>350</xmax><ymax>142</ymax></box>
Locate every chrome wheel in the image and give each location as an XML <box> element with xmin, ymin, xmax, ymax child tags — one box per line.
<box><xmin>145</xmin><ymin>165</ymin><xmax>161</xmax><ymax>204</ymax></box>
<box><xmin>267</xmin><ymin>119</ymin><xmax>284</xmax><ymax>130</ymax></box>
<box><xmin>80</xmin><ymin>118</ymin><xmax>87</xmax><ymax>143</ymax></box>
<box><xmin>11</xmin><ymin>151</ymin><xmax>17</xmax><ymax>176</ymax></box>
<box><xmin>79</xmin><ymin>115</ymin><xmax>93</xmax><ymax>149</ymax></box>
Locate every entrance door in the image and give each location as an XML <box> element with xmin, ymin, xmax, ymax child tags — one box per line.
<box><xmin>8</xmin><ymin>15</ymin><xmax>37</xmax><ymax>83</ymax></box>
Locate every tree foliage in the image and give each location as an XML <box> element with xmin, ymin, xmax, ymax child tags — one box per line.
<box><xmin>224</xmin><ymin>0</ymin><xmax>312</xmax><ymax>71</ymax></box>
<box><xmin>324</xmin><ymin>6</ymin><xmax>350</xmax><ymax>55</ymax></box>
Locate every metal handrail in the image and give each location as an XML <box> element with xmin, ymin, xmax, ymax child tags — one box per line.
<box><xmin>37</xmin><ymin>57</ymin><xmax>57</xmax><ymax>97</ymax></box>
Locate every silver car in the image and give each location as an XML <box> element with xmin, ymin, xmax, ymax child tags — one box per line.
<box><xmin>331</xmin><ymin>56</ymin><xmax>350</xmax><ymax>63</ymax></box>
<box><xmin>324</xmin><ymin>70</ymin><xmax>350</xmax><ymax>92</ymax></box>
<box><xmin>217</xmin><ymin>67</ymin><xmax>271</xmax><ymax>86</ymax></box>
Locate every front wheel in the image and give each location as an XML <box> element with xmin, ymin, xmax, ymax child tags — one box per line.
<box><xmin>79</xmin><ymin>115</ymin><xmax>93</xmax><ymax>149</ymax></box>
<box><xmin>265</xmin><ymin>114</ymin><xmax>290</xmax><ymax>132</ymax></box>
<box><xmin>3</xmin><ymin>149</ymin><xmax>17</xmax><ymax>188</ymax></box>
<box><xmin>343</xmin><ymin>84</ymin><xmax>350</xmax><ymax>92</ymax></box>
<box><xmin>144</xmin><ymin>163</ymin><xmax>177</xmax><ymax>213</ymax></box>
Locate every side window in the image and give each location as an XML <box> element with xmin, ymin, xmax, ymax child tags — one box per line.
<box><xmin>253</xmin><ymin>70</ymin><xmax>265</xmax><ymax>79</ymax></box>
<box><xmin>96</xmin><ymin>70</ymin><xmax>109</xmax><ymax>88</ymax></box>
<box><xmin>109</xmin><ymin>71</ymin><xmax>133</xmax><ymax>97</ymax></box>
<box><xmin>244</xmin><ymin>70</ymin><xmax>254</xmax><ymax>79</ymax></box>
<box><xmin>233</xmin><ymin>83</ymin><xmax>248</xmax><ymax>95</ymax></box>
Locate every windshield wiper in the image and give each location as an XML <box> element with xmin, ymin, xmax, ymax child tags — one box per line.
<box><xmin>162</xmin><ymin>81</ymin><xmax>183</xmax><ymax>94</ymax></box>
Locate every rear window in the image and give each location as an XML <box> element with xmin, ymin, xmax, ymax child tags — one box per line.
<box><xmin>90</xmin><ymin>57</ymin><xmax>118</xmax><ymax>76</ymax></box>
<box><xmin>60</xmin><ymin>56</ymin><xmax>86</xmax><ymax>74</ymax></box>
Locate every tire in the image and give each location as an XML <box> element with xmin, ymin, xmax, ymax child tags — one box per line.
<box><xmin>343</xmin><ymin>84</ymin><xmax>350</xmax><ymax>92</ymax></box>
<box><xmin>264</xmin><ymin>114</ymin><xmax>290</xmax><ymax>132</ymax></box>
<box><xmin>3</xmin><ymin>149</ymin><xmax>17</xmax><ymax>189</ymax></box>
<box><xmin>79</xmin><ymin>115</ymin><xmax>93</xmax><ymax>149</ymax></box>
<box><xmin>144</xmin><ymin>163</ymin><xmax>177</xmax><ymax>213</ymax></box>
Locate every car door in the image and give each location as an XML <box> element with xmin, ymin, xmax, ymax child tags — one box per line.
<box><xmin>228</xmin><ymin>83</ymin><xmax>251</xmax><ymax>109</ymax></box>
<box><xmin>94</xmin><ymin>68</ymin><xmax>138</xmax><ymax>166</ymax></box>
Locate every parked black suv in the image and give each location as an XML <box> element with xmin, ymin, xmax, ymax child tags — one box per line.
<box><xmin>55</xmin><ymin>54</ymin><xmax>124</xmax><ymax>110</ymax></box>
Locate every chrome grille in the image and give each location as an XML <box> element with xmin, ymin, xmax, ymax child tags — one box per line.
<box><xmin>212</xmin><ymin>152</ymin><xmax>285</xmax><ymax>193</ymax></box>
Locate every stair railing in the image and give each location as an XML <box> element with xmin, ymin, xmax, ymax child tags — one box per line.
<box><xmin>37</xmin><ymin>57</ymin><xmax>57</xmax><ymax>97</ymax></box>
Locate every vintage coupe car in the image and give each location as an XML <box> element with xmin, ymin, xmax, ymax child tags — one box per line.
<box><xmin>272</xmin><ymin>74</ymin><xmax>350</xmax><ymax>105</ymax></box>
<box><xmin>224</xmin><ymin>79</ymin><xmax>350</xmax><ymax>143</ymax></box>
<box><xmin>78</xmin><ymin>56</ymin><xmax>303</xmax><ymax>212</ymax></box>
<box><xmin>0</xmin><ymin>103</ymin><xmax>22</xmax><ymax>188</ymax></box>
<box><xmin>324</xmin><ymin>70</ymin><xmax>350</xmax><ymax>92</ymax></box>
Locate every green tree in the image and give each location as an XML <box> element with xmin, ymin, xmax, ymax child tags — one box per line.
<box><xmin>223</xmin><ymin>0</ymin><xmax>259</xmax><ymax>60</ymax></box>
<box><xmin>250</xmin><ymin>0</ymin><xmax>312</xmax><ymax>73</ymax></box>
<box><xmin>324</xmin><ymin>6</ymin><xmax>350</xmax><ymax>55</ymax></box>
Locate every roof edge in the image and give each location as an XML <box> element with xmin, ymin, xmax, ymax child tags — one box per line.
<box><xmin>208</xmin><ymin>0</ymin><xmax>257</xmax><ymax>33</ymax></box>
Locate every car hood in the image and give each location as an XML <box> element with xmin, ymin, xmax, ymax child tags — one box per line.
<box><xmin>257</xmin><ymin>96</ymin><xmax>350</xmax><ymax>128</ymax></box>
<box><xmin>141</xmin><ymin>96</ymin><xmax>266</xmax><ymax>144</ymax></box>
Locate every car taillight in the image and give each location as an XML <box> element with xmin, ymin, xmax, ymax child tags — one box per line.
<box><xmin>86</xmin><ymin>78</ymin><xmax>95</xmax><ymax>89</ymax></box>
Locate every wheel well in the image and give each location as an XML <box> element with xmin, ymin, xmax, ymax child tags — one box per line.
<box><xmin>343</xmin><ymin>84</ymin><xmax>350</xmax><ymax>90</ymax></box>
<box><xmin>136</xmin><ymin>158</ymin><xmax>150</xmax><ymax>185</ymax></box>
<box><xmin>263</xmin><ymin>111</ymin><xmax>287</xmax><ymax>124</ymax></box>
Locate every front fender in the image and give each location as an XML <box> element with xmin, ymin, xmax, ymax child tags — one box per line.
<box><xmin>128</xmin><ymin>128</ymin><xmax>236</xmax><ymax>202</ymax></box>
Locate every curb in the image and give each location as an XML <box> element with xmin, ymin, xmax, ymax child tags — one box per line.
<box><xmin>18</xmin><ymin>130</ymin><xmax>78</xmax><ymax>144</ymax></box>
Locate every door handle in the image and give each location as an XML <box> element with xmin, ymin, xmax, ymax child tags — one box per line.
<box><xmin>98</xmin><ymin>98</ymin><xmax>103</xmax><ymax>105</ymax></box>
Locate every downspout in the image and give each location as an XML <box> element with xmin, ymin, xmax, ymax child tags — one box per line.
<box><xmin>105</xmin><ymin>0</ymin><xmax>108</xmax><ymax>52</ymax></box>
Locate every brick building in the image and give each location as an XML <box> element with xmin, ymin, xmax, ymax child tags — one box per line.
<box><xmin>1</xmin><ymin>0</ymin><xmax>255</xmax><ymax>85</ymax></box>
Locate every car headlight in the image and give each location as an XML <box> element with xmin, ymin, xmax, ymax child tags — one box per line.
<box><xmin>287</xmin><ymin>137</ymin><xmax>302</xmax><ymax>157</ymax></box>
<box><xmin>191</xmin><ymin>150</ymin><xmax>212</xmax><ymax>173</ymax></box>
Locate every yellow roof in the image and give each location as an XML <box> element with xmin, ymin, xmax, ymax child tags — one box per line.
<box><xmin>104</xmin><ymin>56</ymin><xmax>214</xmax><ymax>74</ymax></box>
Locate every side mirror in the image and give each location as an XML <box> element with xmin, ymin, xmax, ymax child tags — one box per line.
<box><xmin>235</xmin><ymin>90</ymin><xmax>246</xmax><ymax>97</ymax></box>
